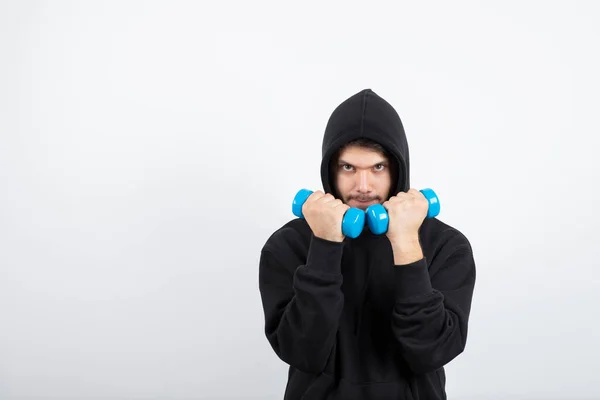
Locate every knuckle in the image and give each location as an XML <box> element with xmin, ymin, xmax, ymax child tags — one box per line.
<box><xmin>310</xmin><ymin>192</ymin><xmax>323</xmax><ymax>201</ymax></box>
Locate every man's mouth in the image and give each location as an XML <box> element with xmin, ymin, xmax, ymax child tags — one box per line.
<box><xmin>351</xmin><ymin>198</ymin><xmax>377</xmax><ymax>205</ymax></box>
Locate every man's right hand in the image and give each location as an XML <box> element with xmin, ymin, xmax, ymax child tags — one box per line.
<box><xmin>302</xmin><ymin>191</ymin><xmax>350</xmax><ymax>243</ymax></box>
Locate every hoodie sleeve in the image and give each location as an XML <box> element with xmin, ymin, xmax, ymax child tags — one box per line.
<box><xmin>259</xmin><ymin>232</ymin><xmax>345</xmax><ymax>374</ymax></box>
<box><xmin>390</xmin><ymin>231</ymin><xmax>476</xmax><ymax>374</ymax></box>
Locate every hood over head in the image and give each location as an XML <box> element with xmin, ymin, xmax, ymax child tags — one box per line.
<box><xmin>320</xmin><ymin>88</ymin><xmax>410</xmax><ymax>200</ymax></box>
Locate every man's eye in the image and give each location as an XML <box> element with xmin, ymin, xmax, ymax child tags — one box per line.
<box><xmin>342</xmin><ymin>164</ymin><xmax>353</xmax><ymax>171</ymax></box>
<box><xmin>374</xmin><ymin>164</ymin><xmax>385</xmax><ymax>171</ymax></box>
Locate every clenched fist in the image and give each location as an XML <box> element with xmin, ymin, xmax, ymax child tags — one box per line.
<box><xmin>302</xmin><ymin>191</ymin><xmax>350</xmax><ymax>242</ymax></box>
<box><xmin>382</xmin><ymin>189</ymin><xmax>429</xmax><ymax>244</ymax></box>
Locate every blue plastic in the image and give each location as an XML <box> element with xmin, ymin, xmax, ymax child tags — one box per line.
<box><xmin>342</xmin><ymin>208</ymin><xmax>366</xmax><ymax>239</ymax></box>
<box><xmin>365</xmin><ymin>203</ymin><xmax>389</xmax><ymax>235</ymax></box>
<box><xmin>420</xmin><ymin>188</ymin><xmax>440</xmax><ymax>218</ymax></box>
<box><xmin>365</xmin><ymin>188</ymin><xmax>441</xmax><ymax>234</ymax></box>
<box><xmin>292</xmin><ymin>189</ymin><xmax>366</xmax><ymax>239</ymax></box>
<box><xmin>292</xmin><ymin>188</ymin><xmax>313</xmax><ymax>218</ymax></box>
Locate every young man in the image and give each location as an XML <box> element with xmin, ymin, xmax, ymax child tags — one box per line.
<box><xmin>259</xmin><ymin>89</ymin><xmax>476</xmax><ymax>399</ymax></box>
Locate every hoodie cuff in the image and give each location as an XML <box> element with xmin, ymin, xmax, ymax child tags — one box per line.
<box><xmin>393</xmin><ymin>258</ymin><xmax>433</xmax><ymax>299</ymax></box>
<box><xmin>305</xmin><ymin>235</ymin><xmax>345</xmax><ymax>274</ymax></box>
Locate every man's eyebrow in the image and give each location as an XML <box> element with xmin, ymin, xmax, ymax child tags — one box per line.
<box><xmin>338</xmin><ymin>159</ymin><xmax>389</xmax><ymax>166</ymax></box>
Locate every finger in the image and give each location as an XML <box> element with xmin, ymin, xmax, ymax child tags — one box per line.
<box><xmin>334</xmin><ymin>201</ymin><xmax>348</xmax><ymax>210</ymax></box>
<box><xmin>320</xmin><ymin>193</ymin><xmax>336</xmax><ymax>203</ymax></box>
<box><xmin>308</xmin><ymin>190</ymin><xmax>325</xmax><ymax>202</ymax></box>
<box><xmin>389</xmin><ymin>194</ymin><xmax>404</xmax><ymax>203</ymax></box>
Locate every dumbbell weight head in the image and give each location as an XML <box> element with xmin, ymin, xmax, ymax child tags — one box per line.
<box><xmin>292</xmin><ymin>189</ymin><xmax>366</xmax><ymax>239</ymax></box>
<box><xmin>292</xmin><ymin>189</ymin><xmax>313</xmax><ymax>218</ymax></box>
<box><xmin>365</xmin><ymin>204</ymin><xmax>388</xmax><ymax>235</ymax></box>
<box><xmin>420</xmin><ymin>188</ymin><xmax>440</xmax><ymax>219</ymax></box>
<box><xmin>365</xmin><ymin>188</ymin><xmax>441</xmax><ymax>235</ymax></box>
<box><xmin>341</xmin><ymin>208</ymin><xmax>365</xmax><ymax>239</ymax></box>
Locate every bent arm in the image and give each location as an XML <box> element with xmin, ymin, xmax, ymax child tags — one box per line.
<box><xmin>391</xmin><ymin>236</ymin><xmax>476</xmax><ymax>374</ymax></box>
<box><xmin>259</xmin><ymin>235</ymin><xmax>345</xmax><ymax>373</ymax></box>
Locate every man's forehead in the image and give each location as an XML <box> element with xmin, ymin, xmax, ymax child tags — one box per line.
<box><xmin>337</xmin><ymin>146</ymin><xmax>388</xmax><ymax>164</ymax></box>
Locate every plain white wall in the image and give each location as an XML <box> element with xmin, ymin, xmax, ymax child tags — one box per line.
<box><xmin>1</xmin><ymin>1</ymin><xmax>599</xmax><ymax>399</ymax></box>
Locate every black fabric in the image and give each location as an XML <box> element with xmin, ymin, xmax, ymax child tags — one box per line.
<box><xmin>259</xmin><ymin>89</ymin><xmax>476</xmax><ymax>399</ymax></box>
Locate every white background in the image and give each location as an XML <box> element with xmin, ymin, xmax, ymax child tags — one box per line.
<box><xmin>1</xmin><ymin>1</ymin><xmax>599</xmax><ymax>399</ymax></box>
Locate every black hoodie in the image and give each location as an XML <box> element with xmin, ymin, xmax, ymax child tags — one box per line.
<box><xmin>259</xmin><ymin>89</ymin><xmax>476</xmax><ymax>399</ymax></box>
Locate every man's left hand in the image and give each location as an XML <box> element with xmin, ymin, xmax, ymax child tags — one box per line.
<box><xmin>382</xmin><ymin>189</ymin><xmax>428</xmax><ymax>264</ymax></box>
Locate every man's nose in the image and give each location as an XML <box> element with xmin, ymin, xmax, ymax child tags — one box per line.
<box><xmin>357</xmin><ymin>171</ymin><xmax>371</xmax><ymax>192</ymax></box>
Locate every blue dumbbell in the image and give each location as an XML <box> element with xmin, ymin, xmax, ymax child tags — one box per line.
<box><xmin>365</xmin><ymin>188</ymin><xmax>441</xmax><ymax>235</ymax></box>
<box><xmin>292</xmin><ymin>189</ymin><xmax>366</xmax><ymax>239</ymax></box>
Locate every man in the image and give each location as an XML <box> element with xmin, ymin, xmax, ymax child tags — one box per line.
<box><xmin>259</xmin><ymin>89</ymin><xmax>476</xmax><ymax>399</ymax></box>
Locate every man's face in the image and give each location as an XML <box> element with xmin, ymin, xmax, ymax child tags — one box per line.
<box><xmin>334</xmin><ymin>145</ymin><xmax>393</xmax><ymax>210</ymax></box>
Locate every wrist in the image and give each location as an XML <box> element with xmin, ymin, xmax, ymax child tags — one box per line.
<box><xmin>390</xmin><ymin>234</ymin><xmax>423</xmax><ymax>265</ymax></box>
<box><xmin>390</xmin><ymin>232</ymin><xmax>420</xmax><ymax>249</ymax></box>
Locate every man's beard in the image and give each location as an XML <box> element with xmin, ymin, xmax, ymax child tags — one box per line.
<box><xmin>348</xmin><ymin>195</ymin><xmax>380</xmax><ymax>203</ymax></box>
